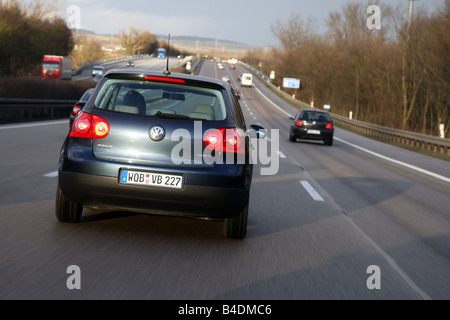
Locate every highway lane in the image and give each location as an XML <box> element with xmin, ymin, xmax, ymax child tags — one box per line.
<box><xmin>0</xmin><ymin>60</ymin><xmax>449</xmax><ymax>300</ymax></box>
<box><xmin>73</xmin><ymin>56</ymin><xmax>176</xmax><ymax>81</ymax></box>
<box><xmin>207</xmin><ymin>60</ymin><xmax>450</xmax><ymax>298</ymax></box>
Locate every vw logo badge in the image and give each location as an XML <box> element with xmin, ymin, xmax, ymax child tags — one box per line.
<box><xmin>149</xmin><ymin>126</ymin><xmax>165</xmax><ymax>141</ymax></box>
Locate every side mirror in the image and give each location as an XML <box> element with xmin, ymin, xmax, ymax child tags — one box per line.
<box><xmin>248</xmin><ymin>125</ymin><xmax>267</xmax><ymax>139</ymax></box>
<box><xmin>289</xmin><ymin>116</ymin><xmax>294</xmax><ymax>120</ymax></box>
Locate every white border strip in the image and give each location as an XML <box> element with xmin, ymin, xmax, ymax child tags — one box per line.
<box><xmin>335</xmin><ymin>137</ymin><xmax>450</xmax><ymax>184</ymax></box>
<box><xmin>253</xmin><ymin>85</ymin><xmax>293</xmax><ymax>117</ymax></box>
<box><xmin>252</xmin><ymin>83</ymin><xmax>449</xmax><ymax>184</ymax></box>
<box><xmin>345</xmin><ymin>215</ymin><xmax>432</xmax><ymax>300</ymax></box>
<box><xmin>0</xmin><ymin>120</ymin><xmax>68</xmax><ymax>130</ymax></box>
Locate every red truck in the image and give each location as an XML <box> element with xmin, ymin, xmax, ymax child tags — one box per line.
<box><xmin>41</xmin><ymin>55</ymin><xmax>73</xmax><ymax>80</ymax></box>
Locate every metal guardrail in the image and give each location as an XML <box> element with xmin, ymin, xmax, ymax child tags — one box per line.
<box><xmin>73</xmin><ymin>54</ymin><xmax>150</xmax><ymax>75</ymax></box>
<box><xmin>0</xmin><ymin>99</ymin><xmax>76</xmax><ymax>124</ymax></box>
<box><xmin>331</xmin><ymin>114</ymin><xmax>450</xmax><ymax>157</ymax></box>
<box><xmin>2</xmin><ymin>63</ymin><xmax>449</xmax><ymax>158</ymax></box>
<box><xmin>239</xmin><ymin>61</ymin><xmax>450</xmax><ymax>158</ymax></box>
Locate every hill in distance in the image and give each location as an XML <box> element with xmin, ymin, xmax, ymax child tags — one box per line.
<box><xmin>73</xmin><ymin>29</ymin><xmax>261</xmax><ymax>54</ymax></box>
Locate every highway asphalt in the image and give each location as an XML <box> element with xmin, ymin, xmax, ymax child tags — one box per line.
<box><xmin>0</xmin><ymin>57</ymin><xmax>449</xmax><ymax>300</ymax></box>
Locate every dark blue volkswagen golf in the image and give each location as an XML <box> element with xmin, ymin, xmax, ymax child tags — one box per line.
<box><xmin>56</xmin><ymin>69</ymin><xmax>265</xmax><ymax>239</ymax></box>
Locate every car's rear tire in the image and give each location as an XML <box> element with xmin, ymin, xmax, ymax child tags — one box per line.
<box><xmin>224</xmin><ymin>205</ymin><xmax>248</xmax><ymax>239</ymax></box>
<box><xmin>289</xmin><ymin>132</ymin><xmax>296</xmax><ymax>142</ymax></box>
<box><xmin>325</xmin><ymin>138</ymin><xmax>333</xmax><ymax>146</ymax></box>
<box><xmin>55</xmin><ymin>182</ymin><xmax>82</xmax><ymax>223</ymax></box>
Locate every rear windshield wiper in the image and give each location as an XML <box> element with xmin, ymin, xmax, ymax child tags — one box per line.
<box><xmin>154</xmin><ymin>111</ymin><xmax>191</xmax><ymax>120</ymax></box>
<box><xmin>154</xmin><ymin>111</ymin><xmax>209</xmax><ymax>121</ymax></box>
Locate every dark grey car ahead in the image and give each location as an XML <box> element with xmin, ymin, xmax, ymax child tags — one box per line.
<box><xmin>289</xmin><ymin>109</ymin><xmax>334</xmax><ymax>146</ymax></box>
<box><xmin>56</xmin><ymin>69</ymin><xmax>265</xmax><ymax>239</ymax></box>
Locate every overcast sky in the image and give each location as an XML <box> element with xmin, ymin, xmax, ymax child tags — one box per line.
<box><xmin>59</xmin><ymin>0</ymin><xmax>444</xmax><ymax>46</ymax></box>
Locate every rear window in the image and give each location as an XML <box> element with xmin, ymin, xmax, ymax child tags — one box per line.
<box><xmin>93</xmin><ymin>79</ymin><xmax>227</xmax><ymax>121</ymax></box>
<box><xmin>299</xmin><ymin>111</ymin><xmax>331</xmax><ymax>122</ymax></box>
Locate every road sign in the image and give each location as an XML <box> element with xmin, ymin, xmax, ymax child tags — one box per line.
<box><xmin>283</xmin><ymin>78</ymin><xmax>300</xmax><ymax>89</ymax></box>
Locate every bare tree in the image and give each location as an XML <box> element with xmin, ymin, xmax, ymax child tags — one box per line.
<box><xmin>120</xmin><ymin>27</ymin><xmax>158</xmax><ymax>56</ymax></box>
<box><xmin>24</xmin><ymin>0</ymin><xmax>61</xmax><ymax>20</ymax></box>
<box><xmin>0</xmin><ymin>0</ymin><xmax>72</xmax><ymax>75</ymax></box>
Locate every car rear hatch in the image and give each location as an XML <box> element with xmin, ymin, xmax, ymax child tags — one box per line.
<box><xmin>82</xmin><ymin>73</ymin><xmax>239</xmax><ymax>170</ymax></box>
<box><xmin>91</xmin><ymin>112</ymin><xmax>230</xmax><ymax>169</ymax></box>
<box><xmin>302</xmin><ymin>120</ymin><xmax>329</xmax><ymax>129</ymax></box>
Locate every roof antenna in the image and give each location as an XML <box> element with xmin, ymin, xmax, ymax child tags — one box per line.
<box><xmin>164</xmin><ymin>33</ymin><xmax>171</xmax><ymax>76</ymax></box>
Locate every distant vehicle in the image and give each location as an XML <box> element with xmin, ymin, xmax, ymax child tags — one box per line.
<box><xmin>126</xmin><ymin>60</ymin><xmax>135</xmax><ymax>67</ymax></box>
<box><xmin>92</xmin><ymin>66</ymin><xmax>105</xmax><ymax>77</ymax></box>
<box><xmin>217</xmin><ymin>63</ymin><xmax>224</xmax><ymax>70</ymax></box>
<box><xmin>93</xmin><ymin>74</ymin><xmax>103</xmax><ymax>83</ymax></box>
<box><xmin>221</xmin><ymin>75</ymin><xmax>231</xmax><ymax>83</ymax></box>
<box><xmin>56</xmin><ymin>69</ymin><xmax>267</xmax><ymax>239</ymax></box>
<box><xmin>157</xmin><ymin>48</ymin><xmax>166</xmax><ymax>59</ymax></box>
<box><xmin>234</xmin><ymin>89</ymin><xmax>241</xmax><ymax>100</ymax></box>
<box><xmin>41</xmin><ymin>55</ymin><xmax>73</xmax><ymax>80</ymax></box>
<box><xmin>289</xmin><ymin>109</ymin><xmax>334</xmax><ymax>146</ymax></box>
<box><xmin>69</xmin><ymin>88</ymin><xmax>95</xmax><ymax>128</ymax></box>
<box><xmin>241</xmin><ymin>73</ymin><xmax>253</xmax><ymax>87</ymax></box>
<box><xmin>230</xmin><ymin>65</ymin><xmax>236</xmax><ymax>69</ymax></box>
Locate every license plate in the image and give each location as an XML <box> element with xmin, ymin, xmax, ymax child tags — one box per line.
<box><xmin>120</xmin><ymin>170</ymin><xmax>183</xmax><ymax>190</ymax></box>
<box><xmin>307</xmin><ymin>129</ymin><xmax>321</xmax><ymax>135</ymax></box>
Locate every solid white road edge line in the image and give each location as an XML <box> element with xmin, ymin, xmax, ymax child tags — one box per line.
<box><xmin>252</xmin><ymin>79</ymin><xmax>433</xmax><ymax>300</ymax></box>
<box><xmin>0</xmin><ymin>120</ymin><xmax>68</xmax><ymax>130</ymax></box>
<box><xmin>252</xmin><ymin>83</ymin><xmax>449</xmax><ymax>184</ymax></box>
<box><xmin>335</xmin><ymin>137</ymin><xmax>450</xmax><ymax>184</ymax></box>
<box><xmin>252</xmin><ymin>85</ymin><xmax>293</xmax><ymax>118</ymax></box>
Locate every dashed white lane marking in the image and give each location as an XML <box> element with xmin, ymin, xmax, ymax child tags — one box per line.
<box><xmin>277</xmin><ymin>151</ymin><xmax>286</xmax><ymax>159</ymax></box>
<box><xmin>300</xmin><ymin>180</ymin><xmax>325</xmax><ymax>202</ymax></box>
<box><xmin>43</xmin><ymin>171</ymin><xmax>58</xmax><ymax>178</ymax></box>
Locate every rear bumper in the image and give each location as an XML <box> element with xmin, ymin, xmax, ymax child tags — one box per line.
<box><xmin>59</xmin><ymin>172</ymin><xmax>249</xmax><ymax>219</ymax></box>
<box><xmin>58</xmin><ymin>139</ymin><xmax>252</xmax><ymax>219</ymax></box>
<box><xmin>291</xmin><ymin>127</ymin><xmax>333</xmax><ymax>141</ymax></box>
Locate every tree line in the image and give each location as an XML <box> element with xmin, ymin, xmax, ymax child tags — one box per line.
<box><xmin>247</xmin><ymin>0</ymin><xmax>449</xmax><ymax>138</ymax></box>
<box><xmin>0</xmin><ymin>0</ymin><xmax>188</xmax><ymax>75</ymax></box>
<box><xmin>0</xmin><ymin>0</ymin><xmax>73</xmax><ymax>75</ymax></box>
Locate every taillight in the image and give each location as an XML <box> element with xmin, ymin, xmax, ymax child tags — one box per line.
<box><xmin>72</xmin><ymin>105</ymin><xmax>81</xmax><ymax>115</ymax></box>
<box><xmin>204</xmin><ymin>128</ymin><xmax>245</xmax><ymax>154</ymax></box>
<box><xmin>93</xmin><ymin>118</ymin><xmax>109</xmax><ymax>138</ymax></box>
<box><xmin>326</xmin><ymin>122</ymin><xmax>333</xmax><ymax>130</ymax></box>
<box><xmin>296</xmin><ymin>120</ymin><xmax>303</xmax><ymax>126</ymax></box>
<box><xmin>69</xmin><ymin>112</ymin><xmax>110</xmax><ymax>139</ymax></box>
<box><xmin>144</xmin><ymin>76</ymin><xmax>186</xmax><ymax>84</ymax></box>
